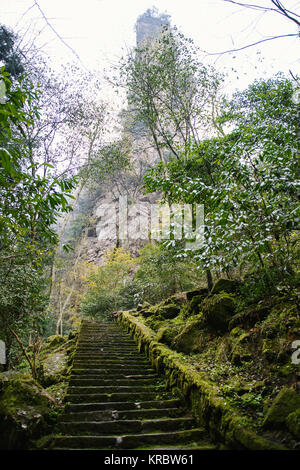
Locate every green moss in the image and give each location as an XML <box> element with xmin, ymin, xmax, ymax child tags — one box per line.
<box><xmin>117</xmin><ymin>310</ymin><xmax>285</xmax><ymax>450</ymax></box>
<box><xmin>261</xmin><ymin>302</ymin><xmax>300</xmax><ymax>339</ymax></box>
<box><xmin>38</xmin><ymin>351</ymin><xmax>69</xmax><ymax>387</ymax></box>
<box><xmin>40</xmin><ymin>335</ymin><xmax>66</xmax><ymax>353</ymax></box>
<box><xmin>263</xmin><ymin>387</ymin><xmax>300</xmax><ymax>430</ymax></box>
<box><xmin>0</xmin><ymin>372</ymin><xmax>55</xmax><ymax>449</ymax></box>
<box><xmin>202</xmin><ymin>293</ymin><xmax>236</xmax><ymax>332</ymax></box>
<box><xmin>286</xmin><ymin>409</ymin><xmax>300</xmax><ymax>439</ymax></box>
<box><xmin>210</xmin><ymin>278</ymin><xmax>239</xmax><ymax>295</ymax></box>
<box><xmin>189</xmin><ymin>295</ymin><xmax>205</xmax><ymax>314</ymax></box>
<box><xmin>229</xmin><ymin>304</ymin><xmax>270</xmax><ymax>330</ymax></box>
<box><xmin>225</xmin><ymin>328</ymin><xmax>252</xmax><ymax>365</ymax></box>
<box><xmin>262</xmin><ymin>338</ymin><xmax>279</xmax><ymax>362</ymax></box>
<box><xmin>156</xmin><ymin>324</ymin><xmax>182</xmax><ymax>346</ymax></box>
<box><xmin>171</xmin><ymin>317</ymin><xmax>210</xmax><ymax>354</ymax></box>
<box><xmin>186</xmin><ymin>288</ymin><xmax>208</xmax><ymax>301</ymax></box>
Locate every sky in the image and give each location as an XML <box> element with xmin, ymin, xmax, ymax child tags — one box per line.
<box><xmin>1</xmin><ymin>0</ymin><xmax>299</xmax><ymax>96</ymax></box>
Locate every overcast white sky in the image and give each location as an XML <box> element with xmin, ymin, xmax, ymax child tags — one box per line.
<box><xmin>1</xmin><ymin>0</ymin><xmax>299</xmax><ymax>95</ymax></box>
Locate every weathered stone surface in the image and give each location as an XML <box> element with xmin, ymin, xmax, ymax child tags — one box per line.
<box><xmin>210</xmin><ymin>278</ymin><xmax>239</xmax><ymax>295</ymax></box>
<box><xmin>40</xmin><ymin>351</ymin><xmax>68</xmax><ymax>387</ymax></box>
<box><xmin>228</xmin><ymin>328</ymin><xmax>252</xmax><ymax>365</ymax></box>
<box><xmin>202</xmin><ymin>293</ymin><xmax>236</xmax><ymax>332</ymax></box>
<box><xmin>140</xmin><ymin>300</ymin><xmax>181</xmax><ymax>320</ymax></box>
<box><xmin>263</xmin><ymin>387</ymin><xmax>300</xmax><ymax>429</ymax></box>
<box><xmin>186</xmin><ymin>288</ymin><xmax>208</xmax><ymax>301</ymax></box>
<box><xmin>229</xmin><ymin>305</ymin><xmax>270</xmax><ymax>330</ymax></box>
<box><xmin>117</xmin><ymin>311</ymin><xmax>285</xmax><ymax>450</ymax></box>
<box><xmin>50</xmin><ymin>320</ymin><xmax>213</xmax><ymax>450</ymax></box>
<box><xmin>156</xmin><ymin>324</ymin><xmax>182</xmax><ymax>346</ymax></box>
<box><xmin>171</xmin><ymin>317</ymin><xmax>210</xmax><ymax>354</ymax></box>
<box><xmin>0</xmin><ymin>372</ymin><xmax>55</xmax><ymax>449</ymax></box>
<box><xmin>286</xmin><ymin>409</ymin><xmax>300</xmax><ymax>439</ymax></box>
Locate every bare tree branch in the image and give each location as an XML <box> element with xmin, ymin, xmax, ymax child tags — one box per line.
<box><xmin>32</xmin><ymin>0</ymin><xmax>87</xmax><ymax>69</ymax></box>
<box><xmin>203</xmin><ymin>33</ymin><xmax>298</xmax><ymax>55</ymax></box>
<box><xmin>222</xmin><ymin>0</ymin><xmax>300</xmax><ymax>25</ymax></box>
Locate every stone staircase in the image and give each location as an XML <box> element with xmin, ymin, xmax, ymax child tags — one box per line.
<box><xmin>52</xmin><ymin>320</ymin><xmax>215</xmax><ymax>450</ymax></box>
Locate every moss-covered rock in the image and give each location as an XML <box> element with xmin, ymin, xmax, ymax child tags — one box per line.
<box><xmin>42</xmin><ymin>335</ymin><xmax>65</xmax><ymax>352</ymax></box>
<box><xmin>189</xmin><ymin>295</ymin><xmax>206</xmax><ymax>314</ymax></box>
<box><xmin>260</xmin><ymin>302</ymin><xmax>300</xmax><ymax>339</ymax></box>
<box><xmin>117</xmin><ymin>310</ymin><xmax>286</xmax><ymax>450</ymax></box>
<box><xmin>286</xmin><ymin>408</ymin><xmax>300</xmax><ymax>439</ymax></box>
<box><xmin>262</xmin><ymin>338</ymin><xmax>279</xmax><ymax>363</ymax></box>
<box><xmin>202</xmin><ymin>293</ymin><xmax>236</xmax><ymax>332</ymax></box>
<box><xmin>140</xmin><ymin>300</ymin><xmax>181</xmax><ymax>320</ymax></box>
<box><xmin>210</xmin><ymin>278</ymin><xmax>239</xmax><ymax>295</ymax></box>
<box><xmin>0</xmin><ymin>327</ymin><xmax>79</xmax><ymax>450</ymax></box>
<box><xmin>158</xmin><ymin>303</ymin><xmax>181</xmax><ymax>319</ymax></box>
<box><xmin>156</xmin><ymin>324</ymin><xmax>183</xmax><ymax>346</ymax></box>
<box><xmin>171</xmin><ymin>317</ymin><xmax>211</xmax><ymax>354</ymax></box>
<box><xmin>186</xmin><ymin>288</ymin><xmax>208</xmax><ymax>301</ymax></box>
<box><xmin>228</xmin><ymin>328</ymin><xmax>252</xmax><ymax>365</ymax></box>
<box><xmin>137</xmin><ymin>301</ymin><xmax>151</xmax><ymax>312</ymax></box>
<box><xmin>37</xmin><ymin>333</ymin><xmax>78</xmax><ymax>388</ymax></box>
<box><xmin>38</xmin><ymin>351</ymin><xmax>68</xmax><ymax>387</ymax></box>
<box><xmin>263</xmin><ymin>387</ymin><xmax>300</xmax><ymax>430</ymax></box>
<box><xmin>0</xmin><ymin>372</ymin><xmax>55</xmax><ymax>449</ymax></box>
<box><xmin>229</xmin><ymin>304</ymin><xmax>270</xmax><ymax>330</ymax></box>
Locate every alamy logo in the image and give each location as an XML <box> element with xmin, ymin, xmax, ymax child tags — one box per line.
<box><xmin>95</xmin><ymin>196</ymin><xmax>204</xmax><ymax>250</ymax></box>
<box><xmin>292</xmin><ymin>88</ymin><xmax>300</xmax><ymax>105</ymax></box>
<box><xmin>0</xmin><ymin>340</ymin><xmax>5</xmax><ymax>365</ymax></box>
<box><xmin>291</xmin><ymin>340</ymin><xmax>300</xmax><ymax>365</ymax></box>
<box><xmin>0</xmin><ymin>80</ymin><xmax>6</xmax><ymax>104</ymax></box>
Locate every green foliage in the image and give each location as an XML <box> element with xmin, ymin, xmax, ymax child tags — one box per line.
<box><xmin>134</xmin><ymin>243</ymin><xmax>203</xmax><ymax>304</ymax></box>
<box><xmin>0</xmin><ymin>70</ymin><xmax>77</xmax><ymax>255</ymax></box>
<box><xmin>144</xmin><ymin>74</ymin><xmax>300</xmax><ymax>289</ymax></box>
<box><xmin>84</xmin><ymin>137</ymin><xmax>131</xmax><ymax>186</ymax></box>
<box><xmin>0</xmin><ymin>69</ymin><xmax>78</xmax><ymax>375</ymax></box>
<box><xmin>0</xmin><ymin>25</ymin><xmax>24</xmax><ymax>78</ymax></box>
<box><xmin>80</xmin><ymin>242</ymin><xmax>202</xmax><ymax>320</ymax></box>
<box><xmin>118</xmin><ymin>26</ymin><xmax>222</xmax><ymax>161</ymax></box>
<box><xmin>80</xmin><ymin>248</ymin><xmax>136</xmax><ymax>320</ymax></box>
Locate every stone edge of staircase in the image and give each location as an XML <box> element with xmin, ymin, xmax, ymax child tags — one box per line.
<box><xmin>116</xmin><ymin>311</ymin><xmax>286</xmax><ymax>451</ymax></box>
<box><xmin>45</xmin><ymin>320</ymin><xmax>213</xmax><ymax>451</ymax></box>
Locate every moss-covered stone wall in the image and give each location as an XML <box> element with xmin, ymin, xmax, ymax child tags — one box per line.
<box><xmin>117</xmin><ymin>310</ymin><xmax>286</xmax><ymax>450</ymax></box>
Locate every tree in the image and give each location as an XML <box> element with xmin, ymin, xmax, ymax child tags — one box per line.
<box><xmin>80</xmin><ymin>248</ymin><xmax>136</xmax><ymax>320</ymax></box>
<box><xmin>117</xmin><ymin>26</ymin><xmax>223</xmax><ymax>164</ymax></box>
<box><xmin>0</xmin><ymin>25</ymin><xmax>24</xmax><ymax>78</ymax></box>
<box><xmin>0</xmin><ymin>69</ymin><xmax>78</xmax><ymax>378</ymax></box>
<box><xmin>144</xmin><ymin>74</ymin><xmax>300</xmax><ymax>292</ymax></box>
<box><xmin>134</xmin><ymin>243</ymin><xmax>203</xmax><ymax>304</ymax></box>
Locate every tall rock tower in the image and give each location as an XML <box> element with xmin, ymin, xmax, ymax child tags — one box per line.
<box><xmin>64</xmin><ymin>9</ymin><xmax>170</xmax><ymax>266</ymax></box>
<box><xmin>135</xmin><ymin>8</ymin><xmax>170</xmax><ymax>46</ymax></box>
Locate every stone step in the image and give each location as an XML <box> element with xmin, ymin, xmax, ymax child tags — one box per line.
<box><xmin>78</xmin><ymin>335</ymin><xmax>130</xmax><ymax>339</ymax></box>
<box><xmin>69</xmin><ymin>373</ymin><xmax>158</xmax><ymax>380</ymax></box>
<box><xmin>74</xmin><ymin>357</ymin><xmax>149</xmax><ymax>367</ymax></box>
<box><xmin>71</xmin><ymin>368</ymin><xmax>156</xmax><ymax>376</ymax></box>
<box><xmin>74</xmin><ymin>352</ymin><xmax>145</xmax><ymax>358</ymax></box>
<box><xmin>72</xmin><ymin>364</ymin><xmax>155</xmax><ymax>371</ymax></box>
<box><xmin>60</xmin><ymin>407</ymin><xmax>185</xmax><ymax>422</ymax></box>
<box><xmin>65</xmin><ymin>398</ymin><xmax>183</xmax><ymax>413</ymax></box>
<box><xmin>69</xmin><ymin>377</ymin><xmax>161</xmax><ymax>386</ymax></box>
<box><xmin>49</xmin><ymin>320</ymin><xmax>214</xmax><ymax>451</ymax></box>
<box><xmin>65</xmin><ymin>391</ymin><xmax>169</xmax><ymax>403</ymax></box>
<box><xmin>52</xmin><ymin>428</ymin><xmax>207</xmax><ymax>450</ymax></box>
<box><xmin>60</xmin><ymin>417</ymin><xmax>195</xmax><ymax>435</ymax></box>
<box><xmin>68</xmin><ymin>385</ymin><xmax>165</xmax><ymax>394</ymax></box>
<box><xmin>76</xmin><ymin>346</ymin><xmax>138</xmax><ymax>351</ymax></box>
<box><xmin>77</xmin><ymin>339</ymin><xmax>135</xmax><ymax>344</ymax></box>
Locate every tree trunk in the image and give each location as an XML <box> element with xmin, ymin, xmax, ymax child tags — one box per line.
<box><xmin>206</xmin><ymin>269</ymin><xmax>213</xmax><ymax>290</ymax></box>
